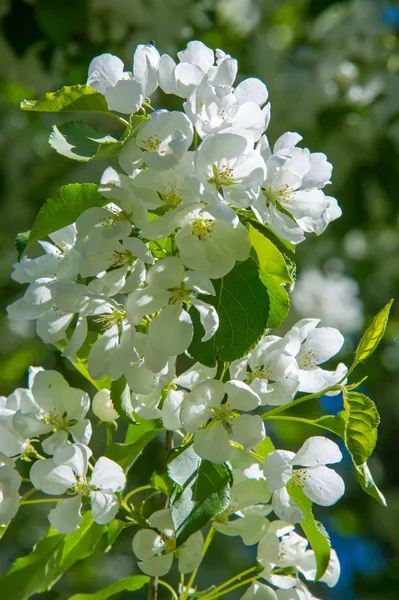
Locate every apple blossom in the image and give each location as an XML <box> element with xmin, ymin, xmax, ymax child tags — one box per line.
<box><xmin>263</xmin><ymin>437</ymin><xmax>345</xmax><ymax>522</ymax></box>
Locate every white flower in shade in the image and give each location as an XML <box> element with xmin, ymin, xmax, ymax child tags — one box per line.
<box><xmin>252</xmin><ymin>133</ymin><xmax>341</xmax><ymax>244</ymax></box>
<box><xmin>185</xmin><ymin>78</ymin><xmax>270</xmax><ymax>142</ymax></box>
<box><xmin>263</xmin><ymin>437</ymin><xmax>345</xmax><ymax>522</ymax></box>
<box><xmin>195</xmin><ymin>132</ymin><xmax>267</xmax><ymax>208</ymax></box>
<box><xmin>87</xmin><ymin>44</ymin><xmax>159</xmax><ymax>114</ymax></box>
<box><xmin>158</xmin><ymin>41</ymin><xmax>237</xmax><ymax>98</ymax></box>
<box><xmin>88</xmin><ymin>320</ymin><xmax>139</xmax><ymax>382</ymax></box>
<box><xmin>258</xmin><ymin>527</ymin><xmax>340</xmax><ymax>592</ymax></box>
<box><xmin>92</xmin><ymin>389</ymin><xmax>119</xmax><ymax>422</ymax></box>
<box><xmin>175</xmin><ymin>203</ymin><xmax>251</xmax><ymax>279</ymax></box>
<box><xmin>241</xmin><ymin>582</ymin><xmax>278</xmax><ymax>600</ymax></box>
<box><xmin>7</xmin><ymin>277</ymin><xmax>115</xmax><ymax>358</ymax></box>
<box><xmin>213</xmin><ymin>462</ymin><xmax>272</xmax><ymax>545</ymax></box>
<box><xmin>230</xmin><ymin>335</ymin><xmax>300</xmax><ymax>406</ymax></box>
<box><xmin>11</xmin><ymin>225</ymin><xmax>80</xmax><ymax>284</ymax></box>
<box><xmin>0</xmin><ymin>386</ymin><xmax>34</xmax><ymax>458</ymax></box>
<box><xmin>127</xmin><ymin>257</ymin><xmax>218</xmax><ymax>367</ymax></box>
<box><xmin>12</xmin><ymin>369</ymin><xmax>91</xmax><ymax>455</ymax></box>
<box><xmin>119</xmin><ymin>110</ymin><xmax>193</xmax><ymax>173</ymax></box>
<box><xmin>124</xmin><ymin>333</ymin><xmax>176</xmax><ymax>394</ymax></box>
<box><xmin>0</xmin><ymin>463</ymin><xmax>22</xmax><ymax>524</ymax></box>
<box><xmin>163</xmin><ymin>378</ymin><xmax>265</xmax><ymax>463</ymax></box>
<box><xmin>275</xmin><ymin>581</ymin><xmax>321</xmax><ymax>599</ymax></box>
<box><xmin>132</xmin><ymin>508</ymin><xmax>203</xmax><ymax>576</ymax></box>
<box><xmin>75</xmin><ymin>205</ymin><xmax>153</xmax><ymax>294</ymax></box>
<box><xmin>30</xmin><ymin>444</ymin><xmax>126</xmax><ymax>533</ymax></box>
<box><xmin>284</xmin><ymin>319</ymin><xmax>347</xmax><ymax>393</ymax></box>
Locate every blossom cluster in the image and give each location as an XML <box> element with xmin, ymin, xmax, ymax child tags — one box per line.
<box><xmin>2</xmin><ymin>40</ymin><xmax>352</xmax><ymax>599</ymax></box>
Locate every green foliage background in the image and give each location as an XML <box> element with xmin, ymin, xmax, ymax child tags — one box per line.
<box><xmin>0</xmin><ymin>0</ymin><xmax>398</xmax><ymax>598</ymax></box>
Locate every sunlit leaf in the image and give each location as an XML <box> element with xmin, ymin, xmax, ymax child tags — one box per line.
<box><xmin>287</xmin><ymin>482</ymin><xmax>331</xmax><ymax>581</ymax></box>
<box><xmin>354</xmin><ymin>300</ymin><xmax>393</xmax><ymax>364</ymax></box>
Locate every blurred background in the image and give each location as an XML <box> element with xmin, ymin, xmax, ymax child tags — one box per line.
<box><xmin>0</xmin><ymin>0</ymin><xmax>398</xmax><ymax>598</ymax></box>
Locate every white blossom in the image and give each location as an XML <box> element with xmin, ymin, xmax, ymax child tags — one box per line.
<box><xmin>263</xmin><ymin>437</ymin><xmax>345</xmax><ymax>522</ymax></box>
<box><xmin>30</xmin><ymin>444</ymin><xmax>126</xmax><ymax>533</ymax></box>
<box><xmin>119</xmin><ymin>110</ymin><xmax>193</xmax><ymax>173</ymax></box>
<box><xmin>252</xmin><ymin>133</ymin><xmax>341</xmax><ymax>244</ymax></box>
<box><xmin>132</xmin><ymin>508</ymin><xmax>203</xmax><ymax>575</ymax></box>
<box><xmin>0</xmin><ymin>462</ymin><xmax>22</xmax><ymax>524</ymax></box>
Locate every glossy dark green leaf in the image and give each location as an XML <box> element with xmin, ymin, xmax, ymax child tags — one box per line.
<box><xmin>188</xmin><ymin>258</ymin><xmax>270</xmax><ymax>367</ymax></box>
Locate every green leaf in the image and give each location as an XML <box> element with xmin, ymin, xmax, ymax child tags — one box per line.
<box><xmin>110</xmin><ymin>377</ymin><xmax>134</xmax><ymax>423</ymax></box>
<box><xmin>68</xmin><ymin>575</ymin><xmax>150</xmax><ymax>600</ymax></box>
<box><xmin>28</xmin><ymin>183</ymin><xmax>107</xmax><ymax>249</ymax></box>
<box><xmin>354</xmin><ymin>300</ymin><xmax>393</xmax><ymax>364</ymax></box>
<box><xmin>259</xmin><ymin>272</ymin><xmax>290</xmax><ymax>329</ymax></box>
<box><xmin>48</xmin><ymin>114</ymin><xmax>149</xmax><ymax>162</ymax></box>
<box><xmin>247</xmin><ymin>219</ymin><xmax>296</xmax><ymax>255</ymax></box>
<box><xmin>168</xmin><ymin>446</ymin><xmax>231</xmax><ymax>546</ymax></box>
<box><xmin>49</xmin><ymin>122</ymin><xmax>120</xmax><ymax>162</ymax></box>
<box><xmin>342</xmin><ymin>390</ymin><xmax>379</xmax><ymax>466</ymax></box>
<box><xmin>248</xmin><ymin>224</ymin><xmax>292</xmax><ymax>284</ymax></box>
<box><xmin>253</xmin><ymin>436</ymin><xmax>275</xmax><ymax>460</ymax></box>
<box><xmin>248</xmin><ymin>224</ymin><xmax>291</xmax><ymax>328</ymax></box>
<box><xmin>105</xmin><ymin>420</ymin><xmax>163</xmax><ymax>472</ymax></box>
<box><xmin>0</xmin><ymin>513</ymin><xmax>105</xmax><ymax>600</ymax></box>
<box><xmin>15</xmin><ymin>230</ymin><xmax>30</xmax><ymax>260</ymax></box>
<box><xmin>150</xmin><ymin>472</ymin><xmax>174</xmax><ymax>496</ymax></box>
<box><xmin>286</xmin><ymin>482</ymin><xmax>331</xmax><ymax>581</ymax></box>
<box><xmin>21</xmin><ymin>85</ymin><xmax>109</xmax><ymax>113</ymax></box>
<box><xmin>188</xmin><ymin>258</ymin><xmax>270</xmax><ymax>367</ymax></box>
<box><xmin>355</xmin><ymin>462</ymin><xmax>387</xmax><ymax>507</ymax></box>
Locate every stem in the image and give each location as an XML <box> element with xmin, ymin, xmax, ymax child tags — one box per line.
<box><xmin>203</xmin><ymin>574</ymin><xmax>260</xmax><ymax>600</ymax></box>
<box><xmin>164</xmin><ymin>430</ymin><xmax>174</xmax><ymax>470</ymax></box>
<box><xmin>263</xmin><ymin>414</ymin><xmax>341</xmax><ymax>434</ymax></box>
<box><xmin>181</xmin><ymin>527</ymin><xmax>215</xmax><ymax>600</ymax></box>
<box><xmin>104</xmin><ymin>111</ymin><xmax>129</xmax><ymax>126</ymax></box>
<box><xmin>21</xmin><ymin>498</ymin><xmax>64</xmax><ymax>505</ymax></box>
<box><xmin>20</xmin><ymin>488</ymin><xmax>37</xmax><ymax>502</ymax></box>
<box><xmin>261</xmin><ymin>369</ymin><xmax>351</xmax><ymax>421</ymax></box>
<box><xmin>124</xmin><ymin>485</ymin><xmax>153</xmax><ymax>504</ymax></box>
<box><xmin>158</xmin><ymin>580</ymin><xmax>178</xmax><ymax>600</ymax></box>
<box><xmin>207</xmin><ymin>565</ymin><xmax>260</xmax><ymax>594</ymax></box>
<box><xmin>148</xmin><ymin>576</ymin><xmax>159</xmax><ymax>600</ymax></box>
<box><xmin>148</xmin><ymin>430</ymin><xmax>175</xmax><ymax>600</ymax></box>
<box><xmin>106</xmin><ymin>422</ymin><xmax>113</xmax><ymax>447</ymax></box>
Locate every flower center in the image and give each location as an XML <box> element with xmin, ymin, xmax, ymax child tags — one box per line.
<box><xmin>299</xmin><ymin>349</ymin><xmax>318</xmax><ymax>368</ymax></box>
<box><xmin>207</xmin><ymin>163</ymin><xmax>235</xmax><ymax>190</ymax></box>
<box><xmin>191</xmin><ymin>218</ymin><xmax>215</xmax><ymax>241</ymax></box>
<box><xmin>159</xmin><ymin>183</ymin><xmax>183</xmax><ymax>208</ymax></box>
<box><xmin>263</xmin><ymin>184</ymin><xmax>294</xmax><ymax>207</ymax></box>
<box><xmin>211</xmin><ymin>403</ymin><xmax>237</xmax><ymax>424</ymax></box>
<box><xmin>110</xmin><ymin>249</ymin><xmax>137</xmax><ymax>268</ymax></box>
<box><xmin>169</xmin><ymin>289</ymin><xmax>191</xmax><ymax>305</ymax></box>
<box><xmin>99</xmin><ymin>209</ymin><xmax>132</xmax><ymax>228</ymax></box>
<box><xmin>41</xmin><ymin>409</ymin><xmax>65</xmax><ymax>429</ymax></box>
<box><xmin>246</xmin><ymin>364</ymin><xmax>273</xmax><ymax>383</ymax></box>
<box><xmin>142</xmin><ymin>135</ymin><xmax>161</xmax><ymax>152</ymax></box>
<box><xmin>72</xmin><ymin>475</ymin><xmax>96</xmax><ymax>496</ymax></box>
<box><xmin>95</xmin><ymin>308</ymin><xmax>126</xmax><ymax>331</ymax></box>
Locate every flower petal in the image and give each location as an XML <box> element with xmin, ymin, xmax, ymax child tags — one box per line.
<box><xmin>193</xmin><ymin>423</ymin><xmax>230</xmax><ymax>463</ymax></box>
<box><xmin>48</xmin><ymin>495</ymin><xmax>82</xmax><ymax>534</ymax></box>
<box><xmin>90</xmin><ymin>490</ymin><xmax>119</xmax><ymax>524</ymax></box>
<box><xmin>293</xmin><ymin>437</ymin><xmax>342</xmax><ymax>467</ymax></box>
